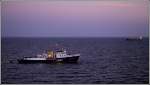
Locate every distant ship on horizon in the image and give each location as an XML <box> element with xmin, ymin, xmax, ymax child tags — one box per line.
<box><xmin>126</xmin><ymin>36</ymin><xmax>143</xmax><ymax>41</ymax></box>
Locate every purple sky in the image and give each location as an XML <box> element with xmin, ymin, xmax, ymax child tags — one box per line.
<box><xmin>2</xmin><ymin>0</ymin><xmax>149</xmax><ymax>37</ymax></box>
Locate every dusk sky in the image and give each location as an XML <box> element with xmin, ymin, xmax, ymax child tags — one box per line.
<box><xmin>1</xmin><ymin>0</ymin><xmax>149</xmax><ymax>37</ymax></box>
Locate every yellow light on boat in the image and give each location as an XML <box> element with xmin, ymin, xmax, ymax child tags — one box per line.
<box><xmin>47</xmin><ymin>50</ymin><xmax>54</xmax><ymax>58</ymax></box>
<box><xmin>48</xmin><ymin>54</ymin><xmax>52</xmax><ymax>57</ymax></box>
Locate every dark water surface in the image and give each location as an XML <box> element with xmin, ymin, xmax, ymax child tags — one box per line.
<box><xmin>1</xmin><ymin>37</ymin><xmax>149</xmax><ymax>84</ymax></box>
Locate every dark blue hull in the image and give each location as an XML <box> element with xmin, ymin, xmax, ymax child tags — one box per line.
<box><xmin>18</xmin><ymin>56</ymin><xmax>79</xmax><ymax>64</ymax></box>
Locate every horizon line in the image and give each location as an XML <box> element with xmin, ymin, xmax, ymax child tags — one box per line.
<box><xmin>1</xmin><ymin>36</ymin><xmax>149</xmax><ymax>38</ymax></box>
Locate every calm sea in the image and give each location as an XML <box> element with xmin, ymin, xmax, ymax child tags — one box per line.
<box><xmin>1</xmin><ymin>37</ymin><xmax>149</xmax><ymax>84</ymax></box>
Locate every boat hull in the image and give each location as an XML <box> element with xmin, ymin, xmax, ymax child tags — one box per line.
<box><xmin>18</xmin><ymin>59</ymin><xmax>56</xmax><ymax>64</ymax></box>
<box><xmin>18</xmin><ymin>56</ymin><xmax>79</xmax><ymax>64</ymax></box>
<box><xmin>57</xmin><ymin>56</ymin><xmax>79</xmax><ymax>63</ymax></box>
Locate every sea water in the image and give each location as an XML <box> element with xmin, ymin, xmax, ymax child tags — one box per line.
<box><xmin>1</xmin><ymin>37</ymin><xmax>149</xmax><ymax>84</ymax></box>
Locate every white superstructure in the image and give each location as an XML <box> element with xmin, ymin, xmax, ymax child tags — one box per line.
<box><xmin>56</xmin><ymin>50</ymin><xmax>69</xmax><ymax>58</ymax></box>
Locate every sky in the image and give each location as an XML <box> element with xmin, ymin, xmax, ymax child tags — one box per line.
<box><xmin>1</xmin><ymin>0</ymin><xmax>149</xmax><ymax>37</ymax></box>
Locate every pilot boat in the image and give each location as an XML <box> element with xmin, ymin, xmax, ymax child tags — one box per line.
<box><xmin>18</xmin><ymin>50</ymin><xmax>80</xmax><ymax>64</ymax></box>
